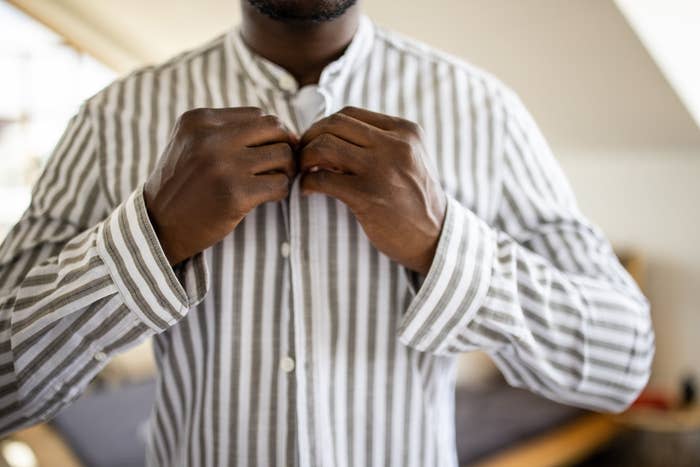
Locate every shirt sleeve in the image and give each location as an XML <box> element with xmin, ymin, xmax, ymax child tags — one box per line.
<box><xmin>0</xmin><ymin>102</ymin><xmax>209</xmax><ymax>435</ymax></box>
<box><xmin>397</xmin><ymin>89</ymin><xmax>654</xmax><ymax>413</ymax></box>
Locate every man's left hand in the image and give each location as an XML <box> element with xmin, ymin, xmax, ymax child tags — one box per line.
<box><xmin>299</xmin><ymin>106</ymin><xmax>447</xmax><ymax>276</ymax></box>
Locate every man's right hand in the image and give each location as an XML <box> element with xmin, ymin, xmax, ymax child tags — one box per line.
<box><xmin>144</xmin><ymin>107</ymin><xmax>298</xmax><ymax>266</ymax></box>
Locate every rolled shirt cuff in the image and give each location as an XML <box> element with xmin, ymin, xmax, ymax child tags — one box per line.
<box><xmin>397</xmin><ymin>194</ymin><xmax>496</xmax><ymax>353</ymax></box>
<box><xmin>96</xmin><ymin>184</ymin><xmax>209</xmax><ymax>332</ymax></box>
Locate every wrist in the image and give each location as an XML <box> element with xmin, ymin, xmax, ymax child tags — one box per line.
<box><xmin>143</xmin><ymin>198</ymin><xmax>184</xmax><ymax>267</ymax></box>
<box><xmin>414</xmin><ymin>189</ymin><xmax>447</xmax><ymax>275</ymax></box>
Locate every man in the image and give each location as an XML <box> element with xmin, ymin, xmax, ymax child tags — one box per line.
<box><xmin>0</xmin><ymin>0</ymin><xmax>654</xmax><ymax>466</ymax></box>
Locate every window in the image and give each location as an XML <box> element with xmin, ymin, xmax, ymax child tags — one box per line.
<box><xmin>0</xmin><ymin>1</ymin><xmax>115</xmax><ymax>240</ymax></box>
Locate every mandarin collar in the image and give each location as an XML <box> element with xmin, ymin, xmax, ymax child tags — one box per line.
<box><xmin>225</xmin><ymin>14</ymin><xmax>376</xmax><ymax>96</ymax></box>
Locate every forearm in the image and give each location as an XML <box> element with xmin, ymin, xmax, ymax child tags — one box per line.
<box><xmin>0</xmin><ymin>187</ymin><xmax>208</xmax><ymax>434</ymax></box>
<box><xmin>473</xmin><ymin>230</ymin><xmax>653</xmax><ymax>412</ymax></box>
<box><xmin>397</xmin><ymin>195</ymin><xmax>654</xmax><ymax>412</ymax></box>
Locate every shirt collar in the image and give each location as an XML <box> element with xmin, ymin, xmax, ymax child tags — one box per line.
<box><xmin>226</xmin><ymin>14</ymin><xmax>375</xmax><ymax>95</ymax></box>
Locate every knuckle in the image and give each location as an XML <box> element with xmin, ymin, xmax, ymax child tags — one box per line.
<box><xmin>265</xmin><ymin>143</ymin><xmax>293</xmax><ymax>161</ymax></box>
<box><xmin>180</xmin><ymin>107</ymin><xmax>203</xmax><ymax>120</ymax></box>
<box><xmin>394</xmin><ymin>137</ymin><xmax>414</xmax><ymax>155</ymax></box>
<box><xmin>279</xmin><ymin>145</ymin><xmax>295</xmax><ymax>163</ymax></box>
<box><xmin>301</xmin><ymin>135</ymin><xmax>332</xmax><ymax>162</ymax></box>
<box><xmin>280</xmin><ymin>141</ymin><xmax>295</xmax><ymax>155</ymax></box>
<box><xmin>260</xmin><ymin>114</ymin><xmax>285</xmax><ymax>129</ymax></box>
<box><xmin>237</xmin><ymin>106</ymin><xmax>264</xmax><ymax>116</ymax></box>
<box><xmin>179</xmin><ymin>107</ymin><xmax>209</xmax><ymax>124</ymax></box>
<box><xmin>399</xmin><ymin>119</ymin><xmax>422</xmax><ymax>137</ymax></box>
<box><xmin>340</xmin><ymin>105</ymin><xmax>359</xmax><ymax>114</ymax></box>
<box><xmin>268</xmin><ymin>175</ymin><xmax>290</xmax><ymax>195</ymax></box>
<box><xmin>301</xmin><ymin>138</ymin><xmax>323</xmax><ymax>156</ymax></box>
<box><xmin>277</xmin><ymin>174</ymin><xmax>292</xmax><ymax>190</ymax></box>
<box><xmin>176</xmin><ymin>108</ymin><xmax>213</xmax><ymax>137</ymax></box>
<box><xmin>315</xmin><ymin>133</ymin><xmax>334</xmax><ymax>147</ymax></box>
<box><xmin>326</xmin><ymin>113</ymin><xmax>344</xmax><ymax>126</ymax></box>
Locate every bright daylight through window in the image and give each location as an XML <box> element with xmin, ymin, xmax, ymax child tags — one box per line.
<box><xmin>0</xmin><ymin>0</ymin><xmax>115</xmax><ymax>240</ymax></box>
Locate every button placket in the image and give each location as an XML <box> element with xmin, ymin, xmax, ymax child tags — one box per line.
<box><xmin>279</xmin><ymin>91</ymin><xmax>317</xmax><ymax>466</ymax></box>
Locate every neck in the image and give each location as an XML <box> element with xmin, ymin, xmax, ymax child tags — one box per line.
<box><xmin>240</xmin><ymin>3</ymin><xmax>360</xmax><ymax>87</ymax></box>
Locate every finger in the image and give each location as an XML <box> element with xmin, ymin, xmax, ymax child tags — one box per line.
<box><xmin>208</xmin><ymin>106</ymin><xmax>266</xmax><ymax>122</ymax></box>
<box><xmin>300</xmin><ymin>112</ymin><xmax>375</xmax><ymax>148</ymax></box>
<box><xmin>337</xmin><ymin>106</ymin><xmax>396</xmax><ymax>130</ymax></box>
<box><xmin>299</xmin><ymin>133</ymin><xmax>365</xmax><ymax>175</ymax></box>
<box><xmin>246</xmin><ymin>143</ymin><xmax>297</xmax><ymax>180</ymax></box>
<box><xmin>236</xmin><ymin>114</ymin><xmax>299</xmax><ymax>147</ymax></box>
<box><xmin>249</xmin><ymin>172</ymin><xmax>291</xmax><ymax>206</ymax></box>
<box><xmin>300</xmin><ymin>170</ymin><xmax>359</xmax><ymax>206</ymax></box>
<box><xmin>180</xmin><ymin>106</ymin><xmax>264</xmax><ymax>126</ymax></box>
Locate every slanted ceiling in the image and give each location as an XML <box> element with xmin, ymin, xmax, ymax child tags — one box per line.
<box><xmin>9</xmin><ymin>0</ymin><xmax>700</xmax><ymax>152</ymax></box>
<box><xmin>615</xmin><ymin>0</ymin><xmax>700</xmax><ymax>129</ymax></box>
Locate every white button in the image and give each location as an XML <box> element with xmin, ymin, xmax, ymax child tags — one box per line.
<box><xmin>280</xmin><ymin>241</ymin><xmax>291</xmax><ymax>258</ymax></box>
<box><xmin>280</xmin><ymin>356</ymin><xmax>295</xmax><ymax>373</ymax></box>
<box><xmin>94</xmin><ymin>351</ymin><xmax>107</xmax><ymax>362</ymax></box>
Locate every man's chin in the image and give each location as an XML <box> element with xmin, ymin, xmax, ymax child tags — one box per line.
<box><xmin>247</xmin><ymin>0</ymin><xmax>357</xmax><ymax>22</ymax></box>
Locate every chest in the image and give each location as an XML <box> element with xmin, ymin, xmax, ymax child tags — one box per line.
<box><xmin>98</xmin><ymin>63</ymin><xmax>500</xmax><ymax>223</ymax></box>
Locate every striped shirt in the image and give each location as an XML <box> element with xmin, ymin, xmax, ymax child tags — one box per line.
<box><xmin>0</xmin><ymin>14</ymin><xmax>654</xmax><ymax>467</ymax></box>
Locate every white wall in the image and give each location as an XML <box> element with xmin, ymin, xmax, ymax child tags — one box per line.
<box><xmin>558</xmin><ymin>149</ymin><xmax>700</xmax><ymax>396</ymax></box>
<box><xmin>367</xmin><ymin>0</ymin><xmax>700</xmax><ymax>397</ymax></box>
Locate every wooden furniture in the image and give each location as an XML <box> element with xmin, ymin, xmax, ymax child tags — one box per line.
<box><xmin>3</xmin><ymin>424</ymin><xmax>83</xmax><ymax>467</ymax></box>
<box><xmin>471</xmin><ymin>413</ymin><xmax>622</xmax><ymax>467</ymax></box>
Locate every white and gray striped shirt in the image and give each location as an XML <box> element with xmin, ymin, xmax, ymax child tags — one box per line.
<box><xmin>0</xmin><ymin>15</ymin><xmax>653</xmax><ymax>467</ymax></box>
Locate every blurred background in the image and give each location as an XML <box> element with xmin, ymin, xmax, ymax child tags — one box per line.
<box><xmin>0</xmin><ymin>0</ymin><xmax>698</xmax><ymax>466</ymax></box>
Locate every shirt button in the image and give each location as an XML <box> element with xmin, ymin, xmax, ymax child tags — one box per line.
<box><xmin>280</xmin><ymin>356</ymin><xmax>295</xmax><ymax>373</ymax></box>
<box><xmin>280</xmin><ymin>241</ymin><xmax>290</xmax><ymax>258</ymax></box>
<box><xmin>94</xmin><ymin>351</ymin><xmax>107</xmax><ymax>362</ymax></box>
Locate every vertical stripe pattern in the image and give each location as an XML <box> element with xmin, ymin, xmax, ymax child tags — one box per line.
<box><xmin>0</xmin><ymin>15</ymin><xmax>653</xmax><ymax>467</ymax></box>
